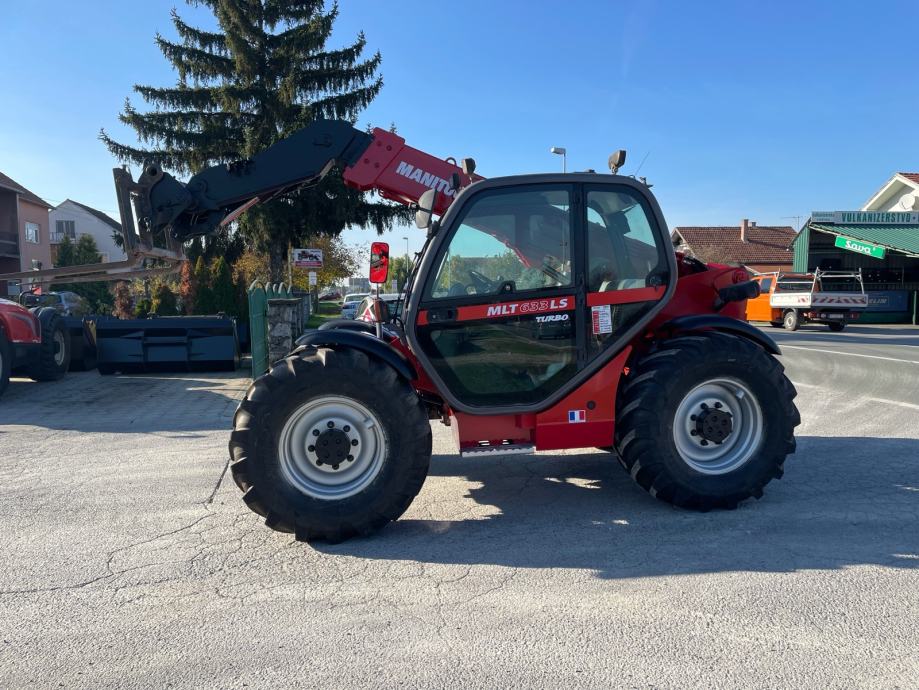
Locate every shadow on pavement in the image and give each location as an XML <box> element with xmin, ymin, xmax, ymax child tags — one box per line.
<box><xmin>322</xmin><ymin>436</ymin><xmax>919</xmax><ymax>579</ymax></box>
<box><xmin>0</xmin><ymin>372</ymin><xmax>245</xmax><ymax>433</ymax></box>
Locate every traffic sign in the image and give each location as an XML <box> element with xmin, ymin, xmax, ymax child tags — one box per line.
<box><xmin>292</xmin><ymin>248</ymin><xmax>323</xmax><ymax>268</ymax></box>
<box><xmin>308</xmin><ymin>271</ymin><xmax>317</xmax><ymax>286</ymax></box>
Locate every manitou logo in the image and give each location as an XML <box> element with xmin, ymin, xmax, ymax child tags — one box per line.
<box><xmin>395</xmin><ymin>162</ymin><xmax>456</xmax><ymax>197</ymax></box>
<box><xmin>485</xmin><ymin>297</ymin><xmax>571</xmax><ymax>318</ymax></box>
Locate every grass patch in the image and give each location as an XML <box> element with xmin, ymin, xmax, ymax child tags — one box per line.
<box><xmin>306</xmin><ymin>300</ymin><xmax>342</xmax><ymax>329</ymax></box>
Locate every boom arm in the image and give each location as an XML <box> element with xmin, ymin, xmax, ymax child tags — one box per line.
<box><xmin>0</xmin><ymin>119</ymin><xmax>479</xmax><ymax>284</ymax></box>
<box><xmin>128</xmin><ymin>119</ymin><xmax>477</xmax><ymax>243</ymax></box>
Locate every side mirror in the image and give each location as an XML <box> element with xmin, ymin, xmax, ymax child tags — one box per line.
<box><xmin>369</xmin><ymin>242</ymin><xmax>390</xmax><ymax>284</ymax></box>
<box><xmin>608</xmin><ymin>150</ymin><xmax>627</xmax><ymax>174</ymax></box>
<box><xmin>415</xmin><ymin>188</ymin><xmax>437</xmax><ymax>229</ymax></box>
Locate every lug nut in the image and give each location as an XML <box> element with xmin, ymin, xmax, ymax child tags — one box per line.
<box><xmin>343</xmin><ymin>425</ymin><xmax>351</xmax><ymax>432</ymax></box>
<box><xmin>690</xmin><ymin>430</ymin><xmax>697</xmax><ymax>436</ymax></box>
<box><xmin>690</xmin><ymin>414</ymin><xmax>697</xmax><ymax>421</ymax></box>
<box><xmin>312</xmin><ymin>429</ymin><xmax>319</xmax><ymax>437</ymax></box>
<box><xmin>347</xmin><ymin>454</ymin><xmax>354</xmax><ymax>461</ymax></box>
<box><xmin>714</xmin><ymin>402</ymin><xmax>722</xmax><ymax>409</ymax></box>
<box><xmin>333</xmin><ymin>464</ymin><xmax>340</xmax><ymax>470</ymax></box>
<box><xmin>308</xmin><ymin>445</ymin><xmax>315</xmax><ymax>452</ymax></box>
<box><xmin>327</xmin><ymin>421</ymin><xmax>334</xmax><ymax>428</ymax></box>
<box><xmin>316</xmin><ymin>460</ymin><xmax>323</xmax><ymax>466</ymax></box>
<box><xmin>701</xmin><ymin>440</ymin><xmax>709</xmax><ymax>446</ymax></box>
<box><xmin>701</xmin><ymin>403</ymin><xmax>708</xmax><ymax>410</ymax></box>
<box><xmin>351</xmin><ymin>439</ymin><xmax>358</xmax><ymax>446</ymax></box>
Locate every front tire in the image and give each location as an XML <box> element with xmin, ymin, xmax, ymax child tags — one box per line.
<box><xmin>230</xmin><ymin>347</ymin><xmax>432</xmax><ymax>542</ymax></box>
<box><xmin>827</xmin><ymin>322</ymin><xmax>845</xmax><ymax>332</ymax></box>
<box><xmin>27</xmin><ymin>309</ymin><xmax>70</xmax><ymax>381</ymax></box>
<box><xmin>615</xmin><ymin>333</ymin><xmax>799</xmax><ymax>510</ymax></box>
<box><xmin>783</xmin><ymin>309</ymin><xmax>799</xmax><ymax>331</ymax></box>
<box><xmin>0</xmin><ymin>328</ymin><xmax>11</xmax><ymax>398</ymax></box>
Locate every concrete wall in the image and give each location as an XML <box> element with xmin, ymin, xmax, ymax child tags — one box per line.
<box><xmin>50</xmin><ymin>201</ymin><xmax>126</xmax><ymax>263</ymax></box>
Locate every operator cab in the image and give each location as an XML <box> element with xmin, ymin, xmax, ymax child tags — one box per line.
<box><xmin>404</xmin><ymin>173</ymin><xmax>676</xmax><ymax>413</ymax></box>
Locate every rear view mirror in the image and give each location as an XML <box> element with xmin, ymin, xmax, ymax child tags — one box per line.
<box><xmin>369</xmin><ymin>242</ymin><xmax>390</xmax><ymax>284</ymax></box>
<box><xmin>415</xmin><ymin>189</ymin><xmax>437</xmax><ymax>229</ymax></box>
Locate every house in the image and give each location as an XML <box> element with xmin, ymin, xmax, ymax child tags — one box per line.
<box><xmin>0</xmin><ymin>171</ymin><xmax>53</xmax><ymax>297</ymax></box>
<box><xmin>861</xmin><ymin>172</ymin><xmax>919</xmax><ymax>212</ymax></box>
<box><xmin>671</xmin><ymin>220</ymin><xmax>796</xmax><ymax>273</ymax></box>
<box><xmin>49</xmin><ymin>199</ymin><xmax>126</xmax><ymax>265</ymax></box>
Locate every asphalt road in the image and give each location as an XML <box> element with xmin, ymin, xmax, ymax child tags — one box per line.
<box><xmin>1</xmin><ymin>325</ymin><xmax>917</xmax><ymax>688</ymax></box>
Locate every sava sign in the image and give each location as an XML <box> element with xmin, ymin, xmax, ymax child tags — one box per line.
<box><xmin>834</xmin><ymin>236</ymin><xmax>886</xmax><ymax>259</ymax></box>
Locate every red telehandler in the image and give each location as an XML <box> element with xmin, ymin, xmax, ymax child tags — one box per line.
<box><xmin>3</xmin><ymin>120</ymin><xmax>799</xmax><ymax>541</ymax></box>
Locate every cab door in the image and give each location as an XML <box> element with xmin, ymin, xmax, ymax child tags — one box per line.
<box><xmin>413</xmin><ymin>184</ymin><xmax>582</xmax><ymax>410</ymax></box>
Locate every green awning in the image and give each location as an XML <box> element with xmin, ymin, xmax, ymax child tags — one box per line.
<box><xmin>809</xmin><ymin>223</ymin><xmax>919</xmax><ymax>257</ymax></box>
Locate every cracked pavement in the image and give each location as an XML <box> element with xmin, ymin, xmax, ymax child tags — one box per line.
<box><xmin>1</xmin><ymin>325</ymin><xmax>918</xmax><ymax>688</ymax></box>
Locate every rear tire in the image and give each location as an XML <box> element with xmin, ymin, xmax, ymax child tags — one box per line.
<box><xmin>27</xmin><ymin>310</ymin><xmax>70</xmax><ymax>382</ymax></box>
<box><xmin>230</xmin><ymin>347</ymin><xmax>432</xmax><ymax>542</ymax></box>
<box><xmin>615</xmin><ymin>332</ymin><xmax>799</xmax><ymax>510</ymax></box>
<box><xmin>783</xmin><ymin>309</ymin><xmax>799</xmax><ymax>331</ymax></box>
<box><xmin>0</xmin><ymin>328</ymin><xmax>11</xmax><ymax>398</ymax></box>
<box><xmin>827</xmin><ymin>322</ymin><xmax>845</xmax><ymax>332</ymax></box>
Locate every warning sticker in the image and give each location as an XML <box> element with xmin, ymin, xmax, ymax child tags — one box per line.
<box><xmin>591</xmin><ymin>305</ymin><xmax>612</xmax><ymax>334</ymax></box>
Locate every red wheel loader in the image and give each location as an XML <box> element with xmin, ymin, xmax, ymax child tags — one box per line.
<box><xmin>2</xmin><ymin>120</ymin><xmax>799</xmax><ymax>540</ymax></box>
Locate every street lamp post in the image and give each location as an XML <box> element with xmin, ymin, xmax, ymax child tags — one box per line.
<box><xmin>550</xmin><ymin>146</ymin><xmax>567</xmax><ymax>173</ymax></box>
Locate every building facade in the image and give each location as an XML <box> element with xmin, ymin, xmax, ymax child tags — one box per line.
<box><xmin>0</xmin><ymin>172</ymin><xmax>53</xmax><ymax>296</ymax></box>
<box><xmin>790</xmin><ymin>173</ymin><xmax>919</xmax><ymax>323</ymax></box>
<box><xmin>49</xmin><ymin>199</ymin><xmax>126</xmax><ymax>265</ymax></box>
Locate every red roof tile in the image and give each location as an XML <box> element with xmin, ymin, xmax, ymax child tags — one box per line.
<box><xmin>672</xmin><ymin>225</ymin><xmax>796</xmax><ymax>266</ymax></box>
<box><xmin>898</xmin><ymin>172</ymin><xmax>919</xmax><ymax>185</ymax></box>
<box><xmin>0</xmin><ymin>171</ymin><xmax>52</xmax><ymax>209</ymax></box>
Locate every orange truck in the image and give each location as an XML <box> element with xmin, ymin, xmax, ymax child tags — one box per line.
<box><xmin>746</xmin><ymin>269</ymin><xmax>867</xmax><ymax>331</ymax></box>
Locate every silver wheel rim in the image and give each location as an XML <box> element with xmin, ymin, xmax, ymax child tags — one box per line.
<box><xmin>53</xmin><ymin>330</ymin><xmax>66</xmax><ymax>366</ymax></box>
<box><xmin>278</xmin><ymin>395</ymin><xmax>386</xmax><ymax>500</ymax></box>
<box><xmin>672</xmin><ymin>377</ymin><xmax>764</xmax><ymax>475</ymax></box>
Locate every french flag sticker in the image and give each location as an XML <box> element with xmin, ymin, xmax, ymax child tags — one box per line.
<box><xmin>568</xmin><ymin>409</ymin><xmax>586</xmax><ymax>424</ymax></box>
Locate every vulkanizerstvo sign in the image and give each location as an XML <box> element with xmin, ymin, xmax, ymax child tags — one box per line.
<box><xmin>811</xmin><ymin>211</ymin><xmax>919</xmax><ymax>225</ymax></box>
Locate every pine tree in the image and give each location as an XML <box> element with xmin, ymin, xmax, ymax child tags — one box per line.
<box><xmin>194</xmin><ymin>256</ymin><xmax>216</xmax><ymax>314</ymax></box>
<box><xmin>100</xmin><ymin>1</ymin><xmax>411</xmax><ymax>281</ymax></box>
<box><xmin>52</xmin><ymin>235</ymin><xmax>114</xmax><ymax>313</ymax></box>
<box><xmin>211</xmin><ymin>256</ymin><xmax>237</xmax><ymax>315</ymax></box>
<box><xmin>152</xmin><ymin>283</ymin><xmax>179</xmax><ymax>315</ymax></box>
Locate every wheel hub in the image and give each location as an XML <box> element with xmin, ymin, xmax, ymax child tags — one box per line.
<box><xmin>694</xmin><ymin>405</ymin><xmax>733</xmax><ymax>444</ymax></box>
<box><xmin>313</xmin><ymin>427</ymin><xmax>353</xmax><ymax>467</ymax></box>
<box><xmin>672</xmin><ymin>378</ymin><xmax>764</xmax><ymax>475</ymax></box>
<box><xmin>278</xmin><ymin>396</ymin><xmax>385</xmax><ymax>499</ymax></box>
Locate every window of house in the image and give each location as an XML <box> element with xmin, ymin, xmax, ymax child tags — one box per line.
<box><xmin>25</xmin><ymin>222</ymin><xmax>40</xmax><ymax>244</ymax></box>
<box><xmin>55</xmin><ymin>220</ymin><xmax>76</xmax><ymax>240</ymax></box>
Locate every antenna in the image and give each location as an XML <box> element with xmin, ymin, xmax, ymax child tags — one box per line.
<box><xmin>633</xmin><ymin>151</ymin><xmax>651</xmax><ymax>176</ymax></box>
<box><xmin>781</xmin><ymin>215</ymin><xmax>803</xmax><ymax>230</ymax></box>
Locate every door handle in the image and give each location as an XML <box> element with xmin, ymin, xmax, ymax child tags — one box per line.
<box><xmin>426</xmin><ymin>308</ymin><xmax>457</xmax><ymax>323</ymax></box>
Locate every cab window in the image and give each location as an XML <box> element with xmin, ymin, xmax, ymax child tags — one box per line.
<box><xmin>585</xmin><ymin>189</ymin><xmax>665</xmax><ymax>292</ymax></box>
<box><xmin>428</xmin><ymin>188</ymin><xmax>572</xmax><ymax>299</ymax></box>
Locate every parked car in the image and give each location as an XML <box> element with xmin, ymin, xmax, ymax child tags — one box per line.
<box><xmin>20</xmin><ymin>291</ymin><xmax>89</xmax><ymax>317</ymax></box>
<box><xmin>340</xmin><ymin>293</ymin><xmax>369</xmax><ymax>319</ymax></box>
<box><xmin>318</xmin><ymin>290</ymin><xmax>342</xmax><ymax>301</ymax></box>
<box><xmin>356</xmin><ymin>293</ymin><xmax>404</xmax><ymax>323</ymax></box>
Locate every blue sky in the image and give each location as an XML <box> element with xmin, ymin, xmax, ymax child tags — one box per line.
<box><xmin>1</xmin><ymin>1</ymin><xmax>917</xmax><ymax>263</ymax></box>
